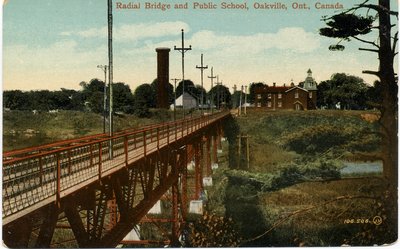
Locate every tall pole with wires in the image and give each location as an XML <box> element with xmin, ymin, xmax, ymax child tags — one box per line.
<box><xmin>244</xmin><ymin>85</ymin><xmax>248</xmax><ymax>115</ymax></box>
<box><xmin>108</xmin><ymin>0</ymin><xmax>114</xmax><ymax>158</ymax></box>
<box><xmin>208</xmin><ymin>67</ymin><xmax>216</xmax><ymax>114</ymax></box>
<box><xmin>174</xmin><ymin>29</ymin><xmax>191</xmax><ymax>118</ymax></box>
<box><xmin>196</xmin><ymin>54</ymin><xmax>208</xmax><ymax>115</ymax></box>
<box><xmin>215</xmin><ymin>76</ymin><xmax>222</xmax><ymax>110</ymax></box>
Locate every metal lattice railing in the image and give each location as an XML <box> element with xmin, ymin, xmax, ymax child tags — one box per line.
<box><xmin>2</xmin><ymin>111</ymin><xmax>229</xmax><ymax>224</ymax></box>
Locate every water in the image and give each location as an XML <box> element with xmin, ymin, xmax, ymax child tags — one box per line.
<box><xmin>340</xmin><ymin>161</ymin><xmax>383</xmax><ymax>175</ymax></box>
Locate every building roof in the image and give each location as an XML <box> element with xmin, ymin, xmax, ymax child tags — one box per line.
<box><xmin>254</xmin><ymin>86</ymin><xmax>291</xmax><ymax>93</ymax></box>
<box><xmin>285</xmin><ymin>86</ymin><xmax>309</xmax><ymax>93</ymax></box>
<box><xmin>254</xmin><ymin>84</ymin><xmax>312</xmax><ymax>93</ymax></box>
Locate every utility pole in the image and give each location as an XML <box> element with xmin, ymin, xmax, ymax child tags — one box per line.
<box><xmin>174</xmin><ymin>29</ymin><xmax>191</xmax><ymax>118</ymax></box>
<box><xmin>108</xmin><ymin>0</ymin><xmax>114</xmax><ymax>159</ymax></box>
<box><xmin>208</xmin><ymin>67</ymin><xmax>216</xmax><ymax>114</ymax></box>
<box><xmin>196</xmin><ymin>54</ymin><xmax>208</xmax><ymax>115</ymax></box>
<box><xmin>244</xmin><ymin>85</ymin><xmax>248</xmax><ymax>115</ymax></box>
<box><xmin>97</xmin><ymin>65</ymin><xmax>108</xmax><ymax>133</ymax></box>
<box><xmin>215</xmin><ymin>76</ymin><xmax>222</xmax><ymax>110</ymax></box>
<box><xmin>171</xmin><ymin>78</ymin><xmax>180</xmax><ymax>121</ymax></box>
<box><xmin>239</xmin><ymin>85</ymin><xmax>243</xmax><ymax>116</ymax></box>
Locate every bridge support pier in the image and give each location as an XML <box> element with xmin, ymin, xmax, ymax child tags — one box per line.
<box><xmin>3</xmin><ymin>217</ymin><xmax>32</xmax><ymax>248</ymax></box>
<box><xmin>65</xmin><ymin>199</ymin><xmax>90</xmax><ymax>247</ymax></box>
<box><xmin>35</xmin><ymin>204</ymin><xmax>59</xmax><ymax>248</ymax></box>
<box><xmin>194</xmin><ymin>141</ymin><xmax>203</xmax><ymax>200</ymax></box>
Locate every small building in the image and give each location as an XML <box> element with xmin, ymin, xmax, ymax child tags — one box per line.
<box><xmin>171</xmin><ymin>92</ymin><xmax>198</xmax><ymax>110</ymax></box>
<box><xmin>254</xmin><ymin>69</ymin><xmax>317</xmax><ymax>110</ymax></box>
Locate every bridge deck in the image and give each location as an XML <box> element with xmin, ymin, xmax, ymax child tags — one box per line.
<box><xmin>3</xmin><ymin>112</ymin><xmax>229</xmax><ymax>225</ymax></box>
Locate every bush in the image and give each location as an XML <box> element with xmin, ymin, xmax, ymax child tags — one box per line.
<box><xmin>188</xmin><ymin>212</ymin><xmax>242</xmax><ymax>247</ymax></box>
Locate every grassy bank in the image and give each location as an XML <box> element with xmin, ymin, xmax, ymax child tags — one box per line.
<box><xmin>206</xmin><ymin>109</ymin><xmax>394</xmax><ymax>246</ymax></box>
<box><xmin>3</xmin><ymin>109</ymin><xmax>182</xmax><ymax>151</ymax></box>
<box><xmin>234</xmin><ymin>109</ymin><xmax>381</xmax><ymax>173</ymax></box>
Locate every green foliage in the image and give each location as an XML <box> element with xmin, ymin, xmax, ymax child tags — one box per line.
<box><xmin>208</xmin><ymin>84</ymin><xmax>232</xmax><ymax>108</ymax></box>
<box><xmin>248</xmin><ymin>82</ymin><xmax>267</xmax><ymax>104</ymax></box>
<box><xmin>320</xmin><ymin>13</ymin><xmax>374</xmax><ymax>39</ymax></box>
<box><xmin>317</xmin><ymin>73</ymin><xmax>369</xmax><ymax>110</ymax></box>
<box><xmin>176</xmin><ymin>79</ymin><xmax>195</xmax><ymax>98</ymax></box>
<box><xmin>281</xmin><ymin>125</ymin><xmax>348</xmax><ymax>154</ymax></box>
<box><xmin>281</xmin><ymin>123</ymin><xmax>380</xmax><ymax>155</ymax></box>
<box><xmin>242</xmin><ymin>111</ymin><xmax>380</xmax><ymax>157</ymax></box>
<box><xmin>133</xmin><ymin>84</ymin><xmax>154</xmax><ymax>117</ymax></box>
<box><xmin>113</xmin><ymin>82</ymin><xmax>135</xmax><ymax>114</ymax></box>
<box><xmin>188</xmin><ymin>212</ymin><xmax>242</xmax><ymax>247</ymax></box>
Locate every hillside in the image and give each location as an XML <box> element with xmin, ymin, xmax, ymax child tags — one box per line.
<box><xmin>206</xmin><ymin>109</ymin><xmax>394</xmax><ymax>246</ymax></box>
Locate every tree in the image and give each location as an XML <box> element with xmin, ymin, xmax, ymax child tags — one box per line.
<box><xmin>133</xmin><ymin>83</ymin><xmax>154</xmax><ymax>117</ymax></box>
<box><xmin>176</xmin><ymin>79</ymin><xmax>195</xmax><ymax>97</ymax></box>
<box><xmin>80</xmin><ymin>78</ymin><xmax>106</xmax><ymax>113</ymax></box>
<box><xmin>317</xmin><ymin>73</ymin><xmax>369</xmax><ymax>110</ymax></box>
<box><xmin>320</xmin><ymin>0</ymin><xmax>398</xmax><ymax>243</ymax></box>
<box><xmin>194</xmin><ymin>85</ymin><xmax>207</xmax><ymax>107</ymax></box>
<box><xmin>3</xmin><ymin>90</ymin><xmax>31</xmax><ymax>110</ymax></box>
<box><xmin>209</xmin><ymin>84</ymin><xmax>232</xmax><ymax>109</ymax></box>
<box><xmin>248</xmin><ymin>82</ymin><xmax>267</xmax><ymax>104</ymax></box>
<box><xmin>113</xmin><ymin>82</ymin><xmax>134</xmax><ymax>114</ymax></box>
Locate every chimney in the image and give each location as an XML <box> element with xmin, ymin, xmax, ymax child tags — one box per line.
<box><xmin>273</xmin><ymin>82</ymin><xmax>276</xmax><ymax>87</ymax></box>
<box><xmin>156</xmin><ymin>47</ymin><xmax>170</xmax><ymax>109</ymax></box>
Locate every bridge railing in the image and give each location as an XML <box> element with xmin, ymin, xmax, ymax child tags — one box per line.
<box><xmin>2</xmin><ymin>111</ymin><xmax>229</xmax><ymax>223</ymax></box>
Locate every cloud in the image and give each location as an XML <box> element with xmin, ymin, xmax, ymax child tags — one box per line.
<box><xmin>3</xmin><ymin>40</ymin><xmax>108</xmax><ymax>90</ymax></box>
<box><xmin>187</xmin><ymin>27</ymin><xmax>321</xmax><ymax>54</ymax></box>
<box><xmin>66</xmin><ymin>21</ymin><xmax>190</xmax><ymax>42</ymax></box>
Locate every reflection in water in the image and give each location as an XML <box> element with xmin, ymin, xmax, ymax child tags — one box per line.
<box><xmin>340</xmin><ymin>161</ymin><xmax>383</xmax><ymax>175</ymax></box>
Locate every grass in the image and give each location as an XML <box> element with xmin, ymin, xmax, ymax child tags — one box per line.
<box><xmin>206</xmin><ymin>109</ymin><xmax>392</xmax><ymax>246</ymax></box>
<box><xmin>2</xmin><ymin>109</ymin><xmax>191</xmax><ymax>151</ymax></box>
<box><xmin>260</xmin><ymin>177</ymin><xmax>389</xmax><ymax>246</ymax></box>
<box><xmin>233</xmin><ymin>109</ymin><xmax>381</xmax><ymax>173</ymax></box>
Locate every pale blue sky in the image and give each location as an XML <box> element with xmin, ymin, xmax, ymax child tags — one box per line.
<box><xmin>3</xmin><ymin>0</ymin><xmax>398</xmax><ymax>91</ymax></box>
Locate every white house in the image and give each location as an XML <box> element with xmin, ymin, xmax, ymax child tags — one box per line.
<box><xmin>171</xmin><ymin>92</ymin><xmax>198</xmax><ymax>110</ymax></box>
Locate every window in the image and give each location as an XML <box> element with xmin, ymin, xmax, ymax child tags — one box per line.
<box><xmin>267</xmin><ymin>93</ymin><xmax>272</xmax><ymax>99</ymax></box>
<box><xmin>278</xmin><ymin>101</ymin><xmax>282</xmax><ymax>107</ymax></box>
<box><xmin>257</xmin><ymin>94</ymin><xmax>261</xmax><ymax>99</ymax></box>
<box><xmin>278</xmin><ymin>93</ymin><xmax>282</xmax><ymax>99</ymax></box>
<box><xmin>257</xmin><ymin>102</ymin><xmax>261</xmax><ymax>107</ymax></box>
<box><xmin>267</xmin><ymin>101</ymin><xmax>272</xmax><ymax>107</ymax></box>
<box><xmin>295</xmin><ymin>90</ymin><xmax>299</xmax><ymax>99</ymax></box>
<box><xmin>309</xmin><ymin>92</ymin><xmax>313</xmax><ymax>98</ymax></box>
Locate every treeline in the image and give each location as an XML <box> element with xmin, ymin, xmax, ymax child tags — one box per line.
<box><xmin>3</xmin><ymin>73</ymin><xmax>382</xmax><ymax>116</ymax></box>
<box><xmin>3</xmin><ymin>78</ymin><xmax>233</xmax><ymax>117</ymax></box>
<box><xmin>316</xmin><ymin>73</ymin><xmax>382</xmax><ymax>110</ymax></box>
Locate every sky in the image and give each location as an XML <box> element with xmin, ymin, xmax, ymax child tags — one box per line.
<box><xmin>2</xmin><ymin>0</ymin><xmax>399</xmax><ymax>92</ymax></box>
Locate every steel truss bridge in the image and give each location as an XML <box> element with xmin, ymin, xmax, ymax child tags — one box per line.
<box><xmin>2</xmin><ymin>111</ymin><xmax>230</xmax><ymax>248</ymax></box>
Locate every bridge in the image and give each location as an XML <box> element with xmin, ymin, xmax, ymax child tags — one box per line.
<box><xmin>2</xmin><ymin>111</ymin><xmax>231</xmax><ymax>248</ymax></box>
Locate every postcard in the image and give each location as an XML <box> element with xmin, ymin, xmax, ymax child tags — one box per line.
<box><xmin>2</xmin><ymin>0</ymin><xmax>398</xmax><ymax>247</ymax></box>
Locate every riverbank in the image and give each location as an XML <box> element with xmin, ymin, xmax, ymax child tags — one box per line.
<box><xmin>206</xmin><ymin>109</ymin><xmax>394</xmax><ymax>246</ymax></box>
